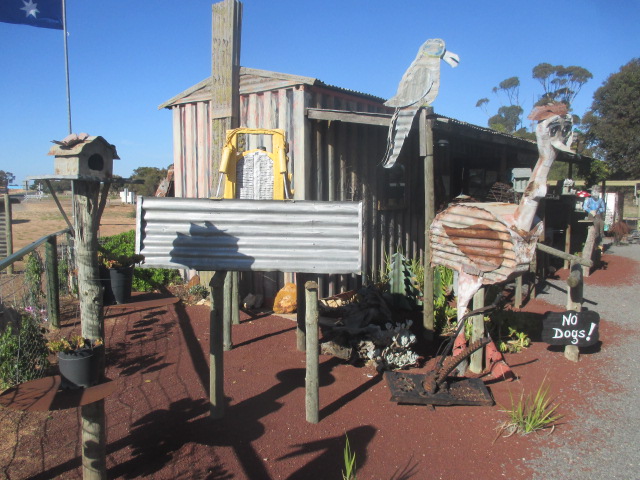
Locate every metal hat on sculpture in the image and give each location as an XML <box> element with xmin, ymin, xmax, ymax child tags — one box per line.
<box><xmin>382</xmin><ymin>38</ymin><xmax>459</xmax><ymax>168</ymax></box>
<box><xmin>47</xmin><ymin>133</ymin><xmax>119</xmax><ymax>180</ymax></box>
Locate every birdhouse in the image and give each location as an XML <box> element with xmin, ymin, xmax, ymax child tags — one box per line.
<box><xmin>47</xmin><ymin>134</ymin><xmax>119</xmax><ymax>180</ymax></box>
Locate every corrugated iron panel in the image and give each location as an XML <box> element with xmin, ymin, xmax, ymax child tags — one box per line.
<box><xmin>136</xmin><ymin>197</ymin><xmax>362</xmax><ymax>274</ymax></box>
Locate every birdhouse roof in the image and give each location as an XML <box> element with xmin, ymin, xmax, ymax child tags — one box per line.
<box><xmin>47</xmin><ymin>135</ymin><xmax>120</xmax><ymax>160</ymax></box>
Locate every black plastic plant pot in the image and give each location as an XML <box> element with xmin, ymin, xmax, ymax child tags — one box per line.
<box><xmin>109</xmin><ymin>266</ymin><xmax>134</xmax><ymax>304</ymax></box>
<box><xmin>58</xmin><ymin>348</ymin><xmax>98</xmax><ymax>390</ymax></box>
<box><xmin>100</xmin><ymin>265</ymin><xmax>116</xmax><ymax>306</ymax></box>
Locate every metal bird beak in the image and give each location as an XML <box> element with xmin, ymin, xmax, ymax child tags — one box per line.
<box><xmin>442</xmin><ymin>50</ymin><xmax>460</xmax><ymax>68</ymax></box>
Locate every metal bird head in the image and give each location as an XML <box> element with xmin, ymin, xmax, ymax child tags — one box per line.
<box><xmin>528</xmin><ymin>103</ymin><xmax>573</xmax><ymax>153</ymax></box>
<box><xmin>420</xmin><ymin>38</ymin><xmax>459</xmax><ymax>68</ymax></box>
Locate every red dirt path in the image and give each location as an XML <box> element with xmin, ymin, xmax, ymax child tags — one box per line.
<box><xmin>1</xmin><ymin>250</ymin><xmax>636</xmax><ymax>479</ymax></box>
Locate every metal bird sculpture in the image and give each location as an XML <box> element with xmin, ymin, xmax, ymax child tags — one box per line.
<box><xmin>382</xmin><ymin>38</ymin><xmax>459</xmax><ymax>168</ymax></box>
<box><xmin>430</xmin><ymin>102</ymin><xmax>573</xmax><ymax>378</ymax></box>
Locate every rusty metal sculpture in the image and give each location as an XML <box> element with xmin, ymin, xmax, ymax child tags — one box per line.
<box><xmin>430</xmin><ymin>103</ymin><xmax>574</xmax><ymax>377</ymax></box>
<box><xmin>382</xmin><ymin>38</ymin><xmax>459</xmax><ymax>168</ymax></box>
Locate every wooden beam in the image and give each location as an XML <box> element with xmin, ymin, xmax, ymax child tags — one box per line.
<box><xmin>209</xmin><ymin>270</ymin><xmax>227</xmax><ymax>418</ymax></box>
<box><xmin>305</xmin><ymin>280</ymin><xmax>319</xmax><ymax>424</ymax></box>
<box><xmin>306</xmin><ymin>108</ymin><xmax>391</xmax><ymax>127</ymax></box>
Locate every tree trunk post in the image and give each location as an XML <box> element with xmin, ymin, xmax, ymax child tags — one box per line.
<box><xmin>209</xmin><ymin>270</ymin><xmax>227</xmax><ymax>418</ymax></box>
<box><xmin>73</xmin><ymin>180</ymin><xmax>106</xmax><ymax>479</ymax></box>
<box><xmin>305</xmin><ymin>281</ymin><xmax>319</xmax><ymax>424</ymax></box>
<box><xmin>45</xmin><ymin>234</ymin><xmax>60</xmax><ymax>328</ymax></box>
<box><xmin>469</xmin><ymin>287</ymin><xmax>485</xmax><ymax>374</ymax></box>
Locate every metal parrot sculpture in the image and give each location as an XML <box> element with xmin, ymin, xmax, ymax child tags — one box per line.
<box><xmin>382</xmin><ymin>38</ymin><xmax>459</xmax><ymax>168</ymax></box>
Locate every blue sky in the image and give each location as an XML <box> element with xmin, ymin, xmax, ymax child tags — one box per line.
<box><xmin>1</xmin><ymin>0</ymin><xmax>638</xmax><ymax>186</ymax></box>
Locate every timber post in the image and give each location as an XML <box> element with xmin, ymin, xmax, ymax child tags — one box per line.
<box><xmin>223</xmin><ymin>271</ymin><xmax>233</xmax><ymax>350</ymax></box>
<box><xmin>420</xmin><ymin>107</ymin><xmax>435</xmax><ymax>338</ymax></box>
<box><xmin>469</xmin><ymin>287</ymin><xmax>485</xmax><ymax>374</ymax></box>
<box><xmin>45</xmin><ymin>234</ymin><xmax>60</xmax><ymax>328</ymax></box>
<box><xmin>3</xmin><ymin>194</ymin><xmax>13</xmax><ymax>274</ymax></box>
<box><xmin>565</xmin><ymin>261</ymin><xmax>583</xmax><ymax>362</ymax></box>
<box><xmin>304</xmin><ymin>280</ymin><xmax>319</xmax><ymax>424</ymax></box>
<box><xmin>209</xmin><ymin>270</ymin><xmax>228</xmax><ymax>418</ymax></box>
<box><xmin>296</xmin><ymin>273</ymin><xmax>308</xmax><ymax>352</ymax></box>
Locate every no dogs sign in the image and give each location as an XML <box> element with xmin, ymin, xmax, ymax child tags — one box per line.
<box><xmin>541</xmin><ymin>310</ymin><xmax>600</xmax><ymax>347</ymax></box>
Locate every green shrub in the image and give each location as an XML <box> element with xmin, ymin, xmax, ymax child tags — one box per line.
<box><xmin>25</xmin><ymin>252</ymin><xmax>44</xmax><ymax>306</ymax></box>
<box><xmin>100</xmin><ymin>230</ymin><xmax>182</xmax><ymax>292</ymax></box>
<box><xmin>0</xmin><ymin>315</ymin><xmax>50</xmax><ymax>389</ymax></box>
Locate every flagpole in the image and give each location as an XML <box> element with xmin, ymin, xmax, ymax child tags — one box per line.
<box><xmin>62</xmin><ymin>0</ymin><xmax>72</xmax><ymax>134</ymax></box>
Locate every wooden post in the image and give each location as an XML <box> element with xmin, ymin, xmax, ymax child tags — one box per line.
<box><xmin>231</xmin><ymin>271</ymin><xmax>240</xmax><ymax>325</ymax></box>
<box><xmin>45</xmin><ymin>235</ymin><xmax>60</xmax><ymax>328</ymax></box>
<box><xmin>565</xmin><ymin>261</ymin><xmax>582</xmax><ymax>362</ymax></box>
<box><xmin>211</xmin><ymin>0</ymin><xmax>242</xmax><ymax>192</ymax></box>
<box><xmin>3</xmin><ymin>194</ymin><xmax>13</xmax><ymax>274</ymax></box>
<box><xmin>223</xmin><ymin>271</ymin><xmax>233</xmax><ymax>350</ymax></box>
<box><xmin>514</xmin><ymin>276</ymin><xmax>523</xmax><ymax>309</ymax></box>
<box><xmin>296</xmin><ymin>273</ymin><xmax>307</xmax><ymax>352</ymax></box>
<box><xmin>209</xmin><ymin>270</ymin><xmax>227</xmax><ymax>418</ymax></box>
<box><xmin>73</xmin><ymin>180</ymin><xmax>106</xmax><ymax>479</ymax></box>
<box><xmin>420</xmin><ymin>108</ymin><xmax>435</xmax><ymax>338</ymax></box>
<box><xmin>469</xmin><ymin>287</ymin><xmax>485</xmax><ymax>374</ymax></box>
<box><xmin>564</xmin><ymin>218</ymin><xmax>572</xmax><ymax>270</ymax></box>
<box><xmin>581</xmin><ymin>225</ymin><xmax>597</xmax><ymax>277</ymax></box>
<box><xmin>305</xmin><ymin>281</ymin><xmax>319</xmax><ymax>424</ymax></box>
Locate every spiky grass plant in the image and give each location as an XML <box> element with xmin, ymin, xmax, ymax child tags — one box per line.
<box><xmin>342</xmin><ymin>434</ymin><xmax>357</xmax><ymax>480</ymax></box>
<box><xmin>497</xmin><ymin>378</ymin><xmax>562</xmax><ymax>440</ymax></box>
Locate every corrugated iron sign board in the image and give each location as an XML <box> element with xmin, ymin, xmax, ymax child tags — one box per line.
<box><xmin>136</xmin><ymin>197</ymin><xmax>362</xmax><ymax>274</ymax></box>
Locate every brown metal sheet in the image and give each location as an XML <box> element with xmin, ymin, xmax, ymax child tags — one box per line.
<box><xmin>0</xmin><ymin>376</ymin><xmax>116</xmax><ymax>412</ymax></box>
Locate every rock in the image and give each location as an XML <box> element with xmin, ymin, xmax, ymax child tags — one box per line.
<box><xmin>186</xmin><ymin>274</ymin><xmax>201</xmax><ymax>289</ymax></box>
<box><xmin>273</xmin><ymin>283</ymin><xmax>297</xmax><ymax>314</ymax></box>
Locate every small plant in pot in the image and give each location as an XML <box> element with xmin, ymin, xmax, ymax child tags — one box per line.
<box><xmin>98</xmin><ymin>245</ymin><xmax>144</xmax><ymax>305</ymax></box>
<box><xmin>47</xmin><ymin>335</ymin><xmax>103</xmax><ymax>389</ymax></box>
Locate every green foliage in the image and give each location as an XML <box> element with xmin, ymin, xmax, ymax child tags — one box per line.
<box><xmin>499</xmin><ymin>379</ymin><xmax>562</xmax><ymax>436</ymax></box>
<box><xmin>46</xmin><ymin>335</ymin><xmax>102</xmax><ymax>354</ymax></box>
<box><xmin>0</xmin><ymin>316</ymin><xmax>50</xmax><ymax>389</ymax></box>
<box><xmin>488</xmin><ymin>309</ymin><xmax>533</xmax><ymax>354</ymax></box>
<box><xmin>130</xmin><ymin>166</ymin><xmax>168</xmax><ymax>197</ymax></box>
<box><xmin>25</xmin><ymin>252</ymin><xmax>44</xmax><ymax>306</ymax></box>
<box><xmin>583</xmin><ymin>58</ymin><xmax>640</xmax><ymax>178</ymax></box>
<box><xmin>489</xmin><ymin>105</ymin><xmax>524</xmax><ymax>134</ymax></box>
<box><xmin>188</xmin><ymin>284</ymin><xmax>210</xmax><ymax>299</ymax></box>
<box><xmin>387</xmin><ymin>252</ymin><xmax>422</xmax><ymax>310</ymax></box>
<box><xmin>433</xmin><ymin>266</ymin><xmax>456</xmax><ymax>335</ymax></box>
<box><xmin>100</xmin><ymin>230</ymin><xmax>182</xmax><ymax>292</ymax></box>
<box><xmin>533</xmin><ymin>63</ymin><xmax>593</xmax><ymax>108</ymax></box>
<box><xmin>342</xmin><ymin>434</ymin><xmax>357</xmax><ymax>480</ymax></box>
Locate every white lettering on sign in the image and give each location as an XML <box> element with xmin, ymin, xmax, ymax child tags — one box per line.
<box><xmin>552</xmin><ymin>328</ymin><xmax>586</xmax><ymax>344</ymax></box>
<box><xmin>562</xmin><ymin>313</ymin><xmax>578</xmax><ymax>326</ymax></box>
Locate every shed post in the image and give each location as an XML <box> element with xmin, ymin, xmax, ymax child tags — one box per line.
<box><xmin>420</xmin><ymin>108</ymin><xmax>435</xmax><ymax>337</ymax></box>
<box><xmin>296</xmin><ymin>273</ymin><xmax>308</xmax><ymax>352</ymax></box>
<box><xmin>305</xmin><ymin>280</ymin><xmax>319</xmax><ymax>423</ymax></box>
<box><xmin>209</xmin><ymin>270</ymin><xmax>228</xmax><ymax>418</ymax></box>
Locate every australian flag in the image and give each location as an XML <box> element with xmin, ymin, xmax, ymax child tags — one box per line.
<box><xmin>0</xmin><ymin>0</ymin><xmax>63</xmax><ymax>30</ymax></box>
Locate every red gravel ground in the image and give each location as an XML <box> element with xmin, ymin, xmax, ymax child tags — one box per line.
<box><xmin>0</xmin><ymin>250</ymin><xmax>636</xmax><ymax>479</ymax></box>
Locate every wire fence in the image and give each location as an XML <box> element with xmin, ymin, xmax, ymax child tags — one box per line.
<box><xmin>0</xmin><ymin>231</ymin><xmax>76</xmax><ymax>389</ymax></box>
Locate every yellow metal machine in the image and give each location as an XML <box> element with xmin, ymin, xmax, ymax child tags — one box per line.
<box><xmin>214</xmin><ymin>128</ymin><xmax>293</xmax><ymax>200</ymax></box>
